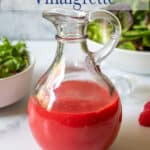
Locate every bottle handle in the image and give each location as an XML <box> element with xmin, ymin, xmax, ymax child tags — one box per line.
<box><xmin>88</xmin><ymin>10</ymin><xmax>121</xmax><ymax>63</ymax></box>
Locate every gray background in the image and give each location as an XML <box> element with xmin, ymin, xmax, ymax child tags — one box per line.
<box><xmin>0</xmin><ymin>0</ymin><xmax>148</xmax><ymax>40</ymax></box>
<box><xmin>0</xmin><ymin>0</ymin><xmax>55</xmax><ymax>40</ymax></box>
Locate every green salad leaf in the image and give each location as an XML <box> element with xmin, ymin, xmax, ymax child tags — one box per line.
<box><xmin>0</xmin><ymin>37</ymin><xmax>30</xmax><ymax>78</ymax></box>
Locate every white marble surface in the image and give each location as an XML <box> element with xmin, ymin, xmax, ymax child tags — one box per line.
<box><xmin>0</xmin><ymin>41</ymin><xmax>150</xmax><ymax>150</ymax></box>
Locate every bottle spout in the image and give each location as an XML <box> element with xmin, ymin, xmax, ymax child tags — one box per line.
<box><xmin>43</xmin><ymin>8</ymin><xmax>87</xmax><ymax>24</ymax></box>
<box><xmin>42</xmin><ymin>10</ymin><xmax>60</xmax><ymax>26</ymax></box>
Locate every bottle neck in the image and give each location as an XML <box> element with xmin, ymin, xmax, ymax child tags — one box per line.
<box><xmin>56</xmin><ymin>23</ymin><xmax>87</xmax><ymax>40</ymax></box>
<box><xmin>56</xmin><ymin>40</ymin><xmax>88</xmax><ymax>70</ymax></box>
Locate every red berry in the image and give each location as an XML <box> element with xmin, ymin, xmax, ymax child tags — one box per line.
<box><xmin>144</xmin><ymin>101</ymin><xmax>150</xmax><ymax>111</ymax></box>
<box><xmin>139</xmin><ymin>110</ymin><xmax>150</xmax><ymax>127</ymax></box>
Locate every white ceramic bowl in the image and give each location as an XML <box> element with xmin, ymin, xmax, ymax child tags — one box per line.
<box><xmin>105</xmin><ymin>48</ymin><xmax>150</xmax><ymax>74</ymax></box>
<box><xmin>0</xmin><ymin>55</ymin><xmax>35</xmax><ymax>108</ymax></box>
<box><xmin>88</xmin><ymin>40</ymin><xmax>150</xmax><ymax>74</ymax></box>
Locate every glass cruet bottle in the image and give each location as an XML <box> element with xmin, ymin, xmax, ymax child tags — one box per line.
<box><xmin>28</xmin><ymin>8</ymin><xmax>122</xmax><ymax>150</ymax></box>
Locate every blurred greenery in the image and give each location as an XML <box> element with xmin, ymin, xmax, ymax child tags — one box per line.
<box><xmin>87</xmin><ymin>1</ymin><xmax>150</xmax><ymax>51</ymax></box>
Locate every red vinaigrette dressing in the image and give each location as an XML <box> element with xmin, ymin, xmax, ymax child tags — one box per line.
<box><xmin>28</xmin><ymin>80</ymin><xmax>122</xmax><ymax>150</ymax></box>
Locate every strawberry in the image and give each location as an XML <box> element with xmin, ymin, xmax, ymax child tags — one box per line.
<box><xmin>139</xmin><ymin>110</ymin><xmax>150</xmax><ymax>127</ymax></box>
<box><xmin>144</xmin><ymin>101</ymin><xmax>150</xmax><ymax>111</ymax></box>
